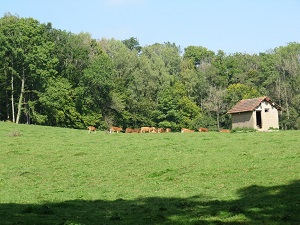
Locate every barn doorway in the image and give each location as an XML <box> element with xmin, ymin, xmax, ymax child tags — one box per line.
<box><xmin>256</xmin><ymin>111</ymin><xmax>262</xmax><ymax>128</ymax></box>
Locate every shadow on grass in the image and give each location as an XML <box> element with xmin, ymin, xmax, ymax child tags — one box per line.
<box><xmin>0</xmin><ymin>180</ymin><xmax>299</xmax><ymax>225</ymax></box>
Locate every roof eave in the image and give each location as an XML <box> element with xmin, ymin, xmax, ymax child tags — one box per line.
<box><xmin>227</xmin><ymin>110</ymin><xmax>253</xmax><ymax>114</ymax></box>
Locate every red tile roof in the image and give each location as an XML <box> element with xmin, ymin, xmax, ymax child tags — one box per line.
<box><xmin>227</xmin><ymin>96</ymin><xmax>281</xmax><ymax>114</ymax></box>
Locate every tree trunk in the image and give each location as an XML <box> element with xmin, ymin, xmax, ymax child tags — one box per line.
<box><xmin>283</xmin><ymin>84</ymin><xmax>289</xmax><ymax>119</ymax></box>
<box><xmin>11</xmin><ymin>72</ymin><xmax>15</xmax><ymax>123</ymax></box>
<box><xmin>16</xmin><ymin>71</ymin><xmax>25</xmax><ymax>124</ymax></box>
<box><xmin>24</xmin><ymin>96</ymin><xmax>30</xmax><ymax>124</ymax></box>
<box><xmin>216</xmin><ymin>111</ymin><xmax>220</xmax><ymax>130</ymax></box>
<box><xmin>4</xmin><ymin>70</ymin><xmax>10</xmax><ymax>121</ymax></box>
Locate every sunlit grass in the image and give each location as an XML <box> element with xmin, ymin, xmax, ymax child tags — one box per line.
<box><xmin>0</xmin><ymin>121</ymin><xmax>299</xmax><ymax>224</ymax></box>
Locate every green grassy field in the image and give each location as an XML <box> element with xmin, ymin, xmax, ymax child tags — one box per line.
<box><xmin>0</xmin><ymin>121</ymin><xmax>299</xmax><ymax>225</ymax></box>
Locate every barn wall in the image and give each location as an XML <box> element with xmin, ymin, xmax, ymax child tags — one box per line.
<box><xmin>231</xmin><ymin>111</ymin><xmax>255</xmax><ymax>129</ymax></box>
<box><xmin>255</xmin><ymin>101</ymin><xmax>279</xmax><ymax>130</ymax></box>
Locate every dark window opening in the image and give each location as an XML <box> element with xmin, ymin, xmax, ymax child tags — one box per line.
<box><xmin>256</xmin><ymin>111</ymin><xmax>262</xmax><ymax>128</ymax></box>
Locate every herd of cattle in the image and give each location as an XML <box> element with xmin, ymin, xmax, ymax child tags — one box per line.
<box><xmin>87</xmin><ymin>126</ymin><xmax>230</xmax><ymax>134</ymax></box>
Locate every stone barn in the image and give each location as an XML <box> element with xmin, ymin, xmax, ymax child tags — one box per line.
<box><xmin>227</xmin><ymin>96</ymin><xmax>281</xmax><ymax>131</ymax></box>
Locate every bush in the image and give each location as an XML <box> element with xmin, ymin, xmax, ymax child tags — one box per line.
<box><xmin>231</xmin><ymin>127</ymin><xmax>257</xmax><ymax>133</ymax></box>
<box><xmin>268</xmin><ymin>127</ymin><xmax>279</xmax><ymax>131</ymax></box>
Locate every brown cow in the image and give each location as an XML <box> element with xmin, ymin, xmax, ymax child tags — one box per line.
<box><xmin>157</xmin><ymin>128</ymin><xmax>165</xmax><ymax>133</ymax></box>
<box><xmin>132</xmin><ymin>128</ymin><xmax>141</xmax><ymax>133</ymax></box>
<box><xmin>110</xmin><ymin>126</ymin><xmax>122</xmax><ymax>133</ymax></box>
<box><xmin>88</xmin><ymin>126</ymin><xmax>96</xmax><ymax>134</ymax></box>
<box><xmin>181</xmin><ymin>128</ymin><xmax>194</xmax><ymax>133</ymax></box>
<box><xmin>125</xmin><ymin>128</ymin><xmax>134</xmax><ymax>133</ymax></box>
<box><xmin>198</xmin><ymin>127</ymin><xmax>209</xmax><ymax>132</ymax></box>
<box><xmin>219</xmin><ymin>129</ymin><xmax>231</xmax><ymax>133</ymax></box>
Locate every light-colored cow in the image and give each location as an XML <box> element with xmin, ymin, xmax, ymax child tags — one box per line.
<box><xmin>181</xmin><ymin>128</ymin><xmax>194</xmax><ymax>133</ymax></box>
<box><xmin>165</xmin><ymin>128</ymin><xmax>171</xmax><ymax>133</ymax></box>
<box><xmin>140</xmin><ymin>127</ymin><xmax>150</xmax><ymax>133</ymax></box>
<box><xmin>140</xmin><ymin>127</ymin><xmax>156</xmax><ymax>133</ymax></box>
<box><xmin>151</xmin><ymin>127</ymin><xmax>158</xmax><ymax>133</ymax></box>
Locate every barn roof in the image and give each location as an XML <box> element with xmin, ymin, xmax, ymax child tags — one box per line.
<box><xmin>227</xmin><ymin>96</ymin><xmax>281</xmax><ymax>114</ymax></box>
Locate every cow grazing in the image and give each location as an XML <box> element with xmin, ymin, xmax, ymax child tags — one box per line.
<box><xmin>88</xmin><ymin>126</ymin><xmax>96</xmax><ymax>134</ymax></box>
<box><xmin>133</xmin><ymin>128</ymin><xmax>141</xmax><ymax>133</ymax></box>
<box><xmin>219</xmin><ymin>129</ymin><xmax>231</xmax><ymax>133</ymax></box>
<box><xmin>165</xmin><ymin>128</ymin><xmax>171</xmax><ymax>133</ymax></box>
<box><xmin>198</xmin><ymin>127</ymin><xmax>209</xmax><ymax>132</ymax></box>
<box><xmin>181</xmin><ymin>128</ymin><xmax>194</xmax><ymax>133</ymax></box>
<box><xmin>150</xmin><ymin>127</ymin><xmax>156</xmax><ymax>133</ymax></box>
<box><xmin>157</xmin><ymin>128</ymin><xmax>165</xmax><ymax>133</ymax></box>
<box><xmin>125</xmin><ymin>128</ymin><xmax>134</xmax><ymax>133</ymax></box>
<box><xmin>110</xmin><ymin>126</ymin><xmax>122</xmax><ymax>133</ymax></box>
<box><xmin>151</xmin><ymin>127</ymin><xmax>158</xmax><ymax>133</ymax></box>
<box><xmin>140</xmin><ymin>127</ymin><xmax>156</xmax><ymax>133</ymax></box>
<box><xmin>140</xmin><ymin>127</ymin><xmax>150</xmax><ymax>133</ymax></box>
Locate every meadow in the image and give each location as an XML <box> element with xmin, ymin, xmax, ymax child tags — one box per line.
<box><xmin>0</xmin><ymin>121</ymin><xmax>299</xmax><ymax>225</ymax></box>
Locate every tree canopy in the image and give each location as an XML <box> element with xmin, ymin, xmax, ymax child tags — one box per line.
<box><xmin>1</xmin><ymin>14</ymin><xmax>300</xmax><ymax>130</ymax></box>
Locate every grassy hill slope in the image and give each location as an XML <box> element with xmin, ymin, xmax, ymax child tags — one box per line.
<box><xmin>0</xmin><ymin>122</ymin><xmax>299</xmax><ymax>224</ymax></box>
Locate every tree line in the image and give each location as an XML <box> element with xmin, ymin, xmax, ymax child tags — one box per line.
<box><xmin>1</xmin><ymin>14</ymin><xmax>300</xmax><ymax>130</ymax></box>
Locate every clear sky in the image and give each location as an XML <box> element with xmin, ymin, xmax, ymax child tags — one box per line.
<box><xmin>1</xmin><ymin>0</ymin><xmax>299</xmax><ymax>54</ymax></box>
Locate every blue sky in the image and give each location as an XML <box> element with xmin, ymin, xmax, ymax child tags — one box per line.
<box><xmin>1</xmin><ymin>0</ymin><xmax>299</xmax><ymax>54</ymax></box>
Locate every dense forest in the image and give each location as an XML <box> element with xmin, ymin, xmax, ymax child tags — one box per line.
<box><xmin>1</xmin><ymin>14</ymin><xmax>300</xmax><ymax>130</ymax></box>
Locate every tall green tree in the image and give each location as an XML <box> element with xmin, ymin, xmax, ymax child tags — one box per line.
<box><xmin>156</xmin><ymin>81</ymin><xmax>202</xmax><ymax>131</ymax></box>
<box><xmin>80</xmin><ymin>51</ymin><xmax>115</xmax><ymax>128</ymax></box>
<box><xmin>274</xmin><ymin>42</ymin><xmax>300</xmax><ymax>129</ymax></box>
<box><xmin>38</xmin><ymin>78</ymin><xmax>81</xmax><ymax>127</ymax></box>
<box><xmin>203</xmin><ymin>86</ymin><xmax>227</xmax><ymax>130</ymax></box>
<box><xmin>183</xmin><ymin>45</ymin><xmax>215</xmax><ymax>67</ymax></box>
<box><xmin>0</xmin><ymin>14</ymin><xmax>58</xmax><ymax>124</ymax></box>
<box><xmin>98</xmin><ymin>38</ymin><xmax>140</xmax><ymax>126</ymax></box>
<box><xmin>122</xmin><ymin>37</ymin><xmax>142</xmax><ymax>53</ymax></box>
<box><xmin>47</xmin><ymin>30</ymin><xmax>97</xmax><ymax>86</ymax></box>
<box><xmin>226</xmin><ymin>83</ymin><xmax>261</xmax><ymax>109</ymax></box>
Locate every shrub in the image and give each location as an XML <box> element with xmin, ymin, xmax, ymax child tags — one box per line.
<box><xmin>231</xmin><ymin>127</ymin><xmax>257</xmax><ymax>133</ymax></box>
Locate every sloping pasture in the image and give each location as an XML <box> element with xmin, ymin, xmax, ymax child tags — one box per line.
<box><xmin>0</xmin><ymin>122</ymin><xmax>299</xmax><ymax>224</ymax></box>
